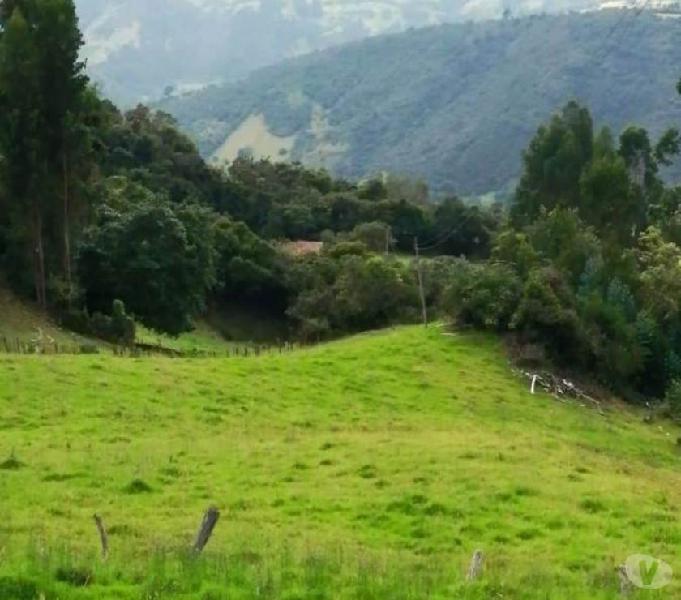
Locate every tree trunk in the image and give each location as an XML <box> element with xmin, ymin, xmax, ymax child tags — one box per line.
<box><xmin>62</xmin><ymin>149</ymin><xmax>72</xmax><ymax>308</ymax></box>
<box><xmin>32</xmin><ymin>201</ymin><xmax>47</xmax><ymax>309</ymax></box>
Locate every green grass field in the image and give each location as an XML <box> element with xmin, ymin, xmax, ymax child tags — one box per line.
<box><xmin>0</xmin><ymin>326</ymin><xmax>680</xmax><ymax>599</ymax></box>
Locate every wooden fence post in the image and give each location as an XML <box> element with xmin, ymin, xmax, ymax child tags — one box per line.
<box><xmin>193</xmin><ymin>507</ymin><xmax>220</xmax><ymax>554</ymax></box>
<box><xmin>466</xmin><ymin>549</ymin><xmax>484</xmax><ymax>582</ymax></box>
<box><xmin>93</xmin><ymin>514</ymin><xmax>109</xmax><ymax>560</ymax></box>
<box><xmin>617</xmin><ymin>565</ymin><xmax>633</xmax><ymax>596</ymax></box>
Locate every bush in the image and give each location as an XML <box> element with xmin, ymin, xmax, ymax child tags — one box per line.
<box><xmin>0</xmin><ymin>577</ymin><xmax>41</xmax><ymax>600</ymax></box>
<box><xmin>287</xmin><ymin>254</ymin><xmax>418</xmax><ymax>337</ymax></box>
<box><xmin>349</xmin><ymin>221</ymin><xmax>391</xmax><ymax>252</ymax></box>
<box><xmin>324</xmin><ymin>241</ymin><xmax>368</xmax><ymax>259</ymax></box>
<box><xmin>442</xmin><ymin>262</ymin><xmax>522</xmax><ymax>331</ymax></box>
<box><xmin>664</xmin><ymin>379</ymin><xmax>681</xmax><ymax>420</ymax></box>
<box><xmin>511</xmin><ymin>267</ymin><xmax>584</xmax><ymax>362</ymax></box>
<box><xmin>61</xmin><ymin>300</ymin><xmax>135</xmax><ymax>345</ymax></box>
<box><xmin>78</xmin><ymin>202</ymin><xmax>216</xmax><ymax>335</ymax></box>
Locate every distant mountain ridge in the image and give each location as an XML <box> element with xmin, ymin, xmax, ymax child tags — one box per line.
<box><xmin>158</xmin><ymin>10</ymin><xmax>681</xmax><ymax>196</ymax></box>
<box><xmin>77</xmin><ymin>0</ymin><xmax>608</xmax><ymax>105</ymax></box>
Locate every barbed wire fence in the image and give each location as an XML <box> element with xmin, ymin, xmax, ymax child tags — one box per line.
<box><xmin>0</xmin><ymin>333</ymin><xmax>311</xmax><ymax>358</ymax></box>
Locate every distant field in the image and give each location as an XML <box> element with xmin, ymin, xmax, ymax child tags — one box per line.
<box><xmin>0</xmin><ymin>326</ymin><xmax>679</xmax><ymax>598</ymax></box>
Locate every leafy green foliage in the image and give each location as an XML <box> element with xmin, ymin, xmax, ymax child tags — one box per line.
<box><xmin>442</xmin><ymin>262</ymin><xmax>522</xmax><ymax>331</ymax></box>
<box><xmin>348</xmin><ymin>221</ymin><xmax>391</xmax><ymax>252</ymax></box>
<box><xmin>286</xmin><ymin>253</ymin><xmax>418</xmax><ymax>340</ymax></box>
<box><xmin>440</xmin><ymin>99</ymin><xmax>681</xmax><ymax>399</ymax></box>
<box><xmin>636</xmin><ymin>227</ymin><xmax>681</xmax><ymax>325</ymax></box>
<box><xmin>664</xmin><ymin>378</ymin><xmax>681</xmax><ymax>420</ymax></box>
<box><xmin>213</xmin><ymin>216</ymin><xmax>285</xmax><ymax>309</ymax></box>
<box><xmin>78</xmin><ymin>202</ymin><xmax>216</xmax><ymax>335</ymax></box>
<box><xmin>0</xmin><ymin>0</ymin><xmax>89</xmax><ymax>307</ymax></box>
<box><xmin>62</xmin><ymin>299</ymin><xmax>136</xmax><ymax>345</ymax></box>
<box><xmin>511</xmin><ymin>267</ymin><xmax>583</xmax><ymax>361</ymax></box>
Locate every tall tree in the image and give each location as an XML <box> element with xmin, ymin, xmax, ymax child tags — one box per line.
<box><xmin>0</xmin><ymin>0</ymin><xmax>88</xmax><ymax>306</ymax></box>
<box><xmin>34</xmin><ymin>0</ymin><xmax>88</xmax><ymax>303</ymax></box>
<box><xmin>0</xmin><ymin>7</ymin><xmax>47</xmax><ymax>305</ymax></box>
<box><xmin>512</xmin><ymin>101</ymin><xmax>594</xmax><ymax>226</ymax></box>
<box><xmin>0</xmin><ymin>0</ymin><xmax>33</xmax><ymax>23</ymax></box>
<box><xmin>579</xmin><ymin>155</ymin><xmax>637</xmax><ymax>244</ymax></box>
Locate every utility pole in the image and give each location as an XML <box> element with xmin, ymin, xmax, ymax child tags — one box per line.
<box><xmin>414</xmin><ymin>237</ymin><xmax>428</xmax><ymax>327</ymax></box>
<box><xmin>385</xmin><ymin>225</ymin><xmax>392</xmax><ymax>255</ymax></box>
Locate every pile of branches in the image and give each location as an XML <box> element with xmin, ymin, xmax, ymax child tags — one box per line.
<box><xmin>521</xmin><ymin>370</ymin><xmax>604</xmax><ymax>414</ymax></box>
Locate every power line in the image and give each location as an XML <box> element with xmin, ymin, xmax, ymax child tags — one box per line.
<box><xmin>417</xmin><ymin>221</ymin><xmax>464</xmax><ymax>249</ymax></box>
<box><xmin>533</xmin><ymin>1</ymin><xmax>650</xmax><ymax>102</ymax></box>
<box><xmin>492</xmin><ymin>1</ymin><xmax>652</xmax><ymax>122</ymax></box>
<box><xmin>589</xmin><ymin>0</ymin><xmax>652</xmax><ymax>67</ymax></box>
<box><xmin>417</xmin><ymin>213</ymin><xmax>477</xmax><ymax>252</ymax></box>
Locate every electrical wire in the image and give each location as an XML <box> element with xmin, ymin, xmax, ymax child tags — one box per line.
<box><xmin>417</xmin><ymin>213</ymin><xmax>478</xmax><ymax>252</ymax></box>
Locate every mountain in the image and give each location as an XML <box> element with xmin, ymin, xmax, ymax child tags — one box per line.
<box><xmin>158</xmin><ymin>10</ymin><xmax>681</xmax><ymax>196</ymax></box>
<box><xmin>76</xmin><ymin>0</ymin><xmax>608</xmax><ymax>106</ymax></box>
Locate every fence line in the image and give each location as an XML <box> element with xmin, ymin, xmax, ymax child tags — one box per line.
<box><xmin>0</xmin><ymin>334</ymin><xmax>311</xmax><ymax>358</ymax></box>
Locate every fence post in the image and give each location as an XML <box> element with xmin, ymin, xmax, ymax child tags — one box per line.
<box><xmin>466</xmin><ymin>550</ymin><xmax>484</xmax><ymax>582</ymax></box>
<box><xmin>93</xmin><ymin>514</ymin><xmax>109</xmax><ymax>560</ymax></box>
<box><xmin>193</xmin><ymin>507</ymin><xmax>220</xmax><ymax>554</ymax></box>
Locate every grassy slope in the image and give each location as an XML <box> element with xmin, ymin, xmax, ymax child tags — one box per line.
<box><xmin>0</xmin><ymin>286</ymin><xmax>95</xmax><ymax>348</ymax></box>
<box><xmin>135</xmin><ymin>321</ymin><xmax>239</xmax><ymax>354</ymax></box>
<box><xmin>0</xmin><ymin>326</ymin><xmax>679</xmax><ymax>598</ymax></box>
<box><xmin>0</xmin><ymin>283</ymin><xmax>251</xmax><ymax>355</ymax></box>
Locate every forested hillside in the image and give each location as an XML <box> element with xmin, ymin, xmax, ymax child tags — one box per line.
<box><xmin>75</xmin><ymin>0</ymin><xmax>602</xmax><ymax>105</ymax></box>
<box><xmin>4</xmin><ymin>0</ymin><xmax>681</xmax><ymax>404</ymax></box>
<box><xmin>160</xmin><ymin>10</ymin><xmax>681</xmax><ymax>195</ymax></box>
<box><xmin>0</xmin><ymin>0</ymin><xmax>497</xmax><ymax>345</ymax></box>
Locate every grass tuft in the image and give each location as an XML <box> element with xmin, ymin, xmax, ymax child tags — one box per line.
<box><xmin>54</xmin><ymin>566</ymin><xmax>93</xmax><ymax>587</ymax></box>
<box><xmin>0</xmin><ymin>452</ymin><xmax>24</xmax><ymax>471</ymax></box>
<box><xmin>123</xmin><ymin>478</ymin><xmax>153</xmax><ymax>494</ymax></box>
<box><xmin>0</xmin><ymin>576</ymin><xmax>40</xmax><ymax>600</ymax></box>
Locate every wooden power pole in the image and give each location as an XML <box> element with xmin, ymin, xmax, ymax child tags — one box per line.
<box><xmin>414</xmin><ymin>237</ymin><xmax>428</xmax><ymax>327</ymax></box>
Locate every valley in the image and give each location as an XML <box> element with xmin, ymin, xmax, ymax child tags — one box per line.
<box><xmin>2</xmin><ymin>1</ymin><xmax>681</xmax><ymax>597</ymax></box>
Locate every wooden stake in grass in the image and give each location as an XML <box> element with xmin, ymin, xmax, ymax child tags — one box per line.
<box><xmin>466</xmin><ymin>549</ymin><xmax>484</xmax><ymax>582</ymax></box>
<box><xmin>93</xmin><ymin>514</ymin><xmax>109</xmax><ymax>560</ymax></box>
<box><xmin>193</xmin><ymin>507</ymin><xmax>220</xmax><ymax>553</ymax></box>
<box><xmin>617</xmin><ymin>565</ymin><xmax>633</xmax><ymax>596</ymax></box>
<box><xmin>531</xmin><ymin>374</ymin><xmax>538</xmax><ymax>395</ymax></box>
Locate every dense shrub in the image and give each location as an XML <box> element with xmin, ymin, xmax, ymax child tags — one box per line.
<box><xmin>286</xmin><ymin>254</ymin><xmax>419</xmax><ymax>340</ymax></box>
<box><xmin>442</xmin><ymin>262</ymin><xmax>522</xmax><ymax>331</ymax></box>
<box><xmin>511</xmin><ymin>267</ymin><xmax>584</xmax><ymax>362</ymax></box>
<box><xmin>78</xmin><ymin>202</ymin><xmax>216</xmax><ymax>335</ymax></box>
<box><xmin>62</xmin><ymin>300</ymin><xmax>136</xmax><ymax>345</ymax></box>
<box><xmin>348</xmin><ymin>221</ymin><xmax>391</xmax><ymax>252</ymax></box>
